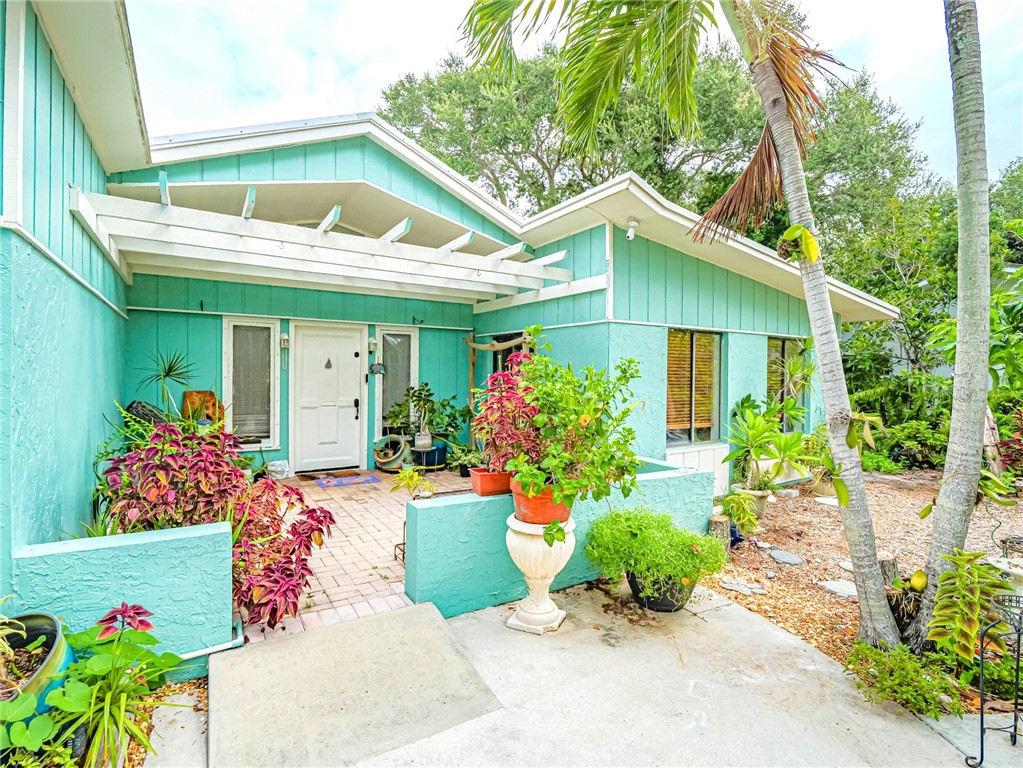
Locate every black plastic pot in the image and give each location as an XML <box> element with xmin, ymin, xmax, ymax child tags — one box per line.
<box><xmin>626</xmin><ymin>573</ymin><xmax>695</xmax><ymax>613</ymax></box>
<box><xmin>458</xmin><ymin>464</ymin><xmax>471</xmax><ymax>478</ymax></box>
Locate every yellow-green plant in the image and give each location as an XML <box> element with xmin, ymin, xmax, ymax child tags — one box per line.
<box><xmin>390</xmin><ymin>466</ymin><xmax>435</xmax><ymax>500</ymax></box>
<box><xmin>722</xmin><ymin>491</ymin><xmax>759</xmax><ymax>537</ymax></box>
<box><xmin>926</xmin><ymin>549</ymin><xmax>1011</xmax><ymax>662</ymax></box>
<box><xmin>0</xmin><ymin>596</ymin><xmax>25</xmax><ymax>688</ymax></box>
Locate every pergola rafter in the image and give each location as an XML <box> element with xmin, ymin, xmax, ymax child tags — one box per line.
<box><xmin>71</xmin><ymin>191</ymin><xmax>576</xmax><ymax>305</ymax></box>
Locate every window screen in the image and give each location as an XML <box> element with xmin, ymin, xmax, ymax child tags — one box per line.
<box><xmin>767</xmin><ymin>337</ymin><xmax>804</xmax><ymax>431</ymax></box>
<box><xmin>381</xmin><ymin>332</ymin><xmax>413</xmax><ymax>419</ymax></box>
<box><xmin>232</xmin><ymin>325</ymin><xmax>272</xmax><ymax>442</ymax></box>
<box><xmin>666</xmin><ymin>330</ymin><xmax>720</xmax><ymax>445</ymax></box>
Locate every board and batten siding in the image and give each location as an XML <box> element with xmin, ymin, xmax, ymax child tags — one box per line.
<box><xmin>108</xmin><ymin>136</ymin><xmax>519</xmax><ymax>246</ymax></box>
<box><xmin>1</xmin><ymin>1</ymin><xmax>128</xmax><ymax>597</ymax></box>
<box><xmin>612</xmin><ymin>228</ymin><xmax>811</xmax><ymax>337</ymax></box>
<box><xmin>125</xmin><ymin>275</ymin><xmax>471</xmax><ymax>468</ymax></box>
<box><xmin>474</xmin><ymin>224</ymin><xmax>608</xmax><ymax>337</ymax></box>
<box><xmin>17</xmin><ymin>2</ymin><xmax>124</xmax><ymax>308</ymax></box>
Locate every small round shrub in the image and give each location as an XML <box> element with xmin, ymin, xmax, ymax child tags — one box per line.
<box><xmin>586</xmin><ymin>507</ymin><xmax>727</xmax><ymax>595</ymax></box>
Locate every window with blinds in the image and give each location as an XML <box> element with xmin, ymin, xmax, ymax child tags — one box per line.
<box><xmin>231</xmin><ymin>324</ymin><xmax>272</xmax><ymax>442</ymax></box>
<box><xmin>666</xmin><ymin>330</ymin><xmax>720</xmax><ymax>445</ymax></box>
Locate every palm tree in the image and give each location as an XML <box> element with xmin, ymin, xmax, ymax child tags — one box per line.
<box><xmin>462</xmin><ymin>0</ymin><xmax>902</xmax><ymax>644</ymax></box>
<box><xmin>904</xmin><ymin>0</ymin><xmax>990</xmax><ymax>651</ymax></box>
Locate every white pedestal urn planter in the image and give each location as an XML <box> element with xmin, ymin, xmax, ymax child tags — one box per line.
<box><xmin>505</xmin><ymin>514</ymin><xmax>577</xmax><ymax>634</ymax></box>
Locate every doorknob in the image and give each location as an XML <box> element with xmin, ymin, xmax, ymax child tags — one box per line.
<box><xmin>354</xmin><ymin>398</ymin><xmax>360</xmax><ymax>421</ymax></box>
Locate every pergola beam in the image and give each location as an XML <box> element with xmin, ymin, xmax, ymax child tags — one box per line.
<box><xmin>380</xmin><ymin>217</ymin><xmax>412</xmax><ymax>242</ymax></box>
<box><xmin>473</xmin><ymin>275</ymin><xmax>607</xmax><ymax>315</ymax></box>
<box><xmin>487</xmin><ymin>241</ymin><xmax>529</xmax><ymax>261</ymax></box>
<box><xmin>81</xmin><ymin>193</ymin><xmax>574</xmax><ymax>284</ymax></box>
<box><xmin>531</xmin><ymin>249</ymin><xmax>568</xmax><ymax>267</ymax></box>
<box><xmin>439</xmin><ymin>230</ymin><xmax>475</xmax><ymax>252</ymax></box>
<box><xmin>67</xmin><ymin>187</ymin><xmax>132</xmax><ymax>284</ymax></box>
<box><xmin>158</xmin><ymin>170</ymin><xmax>171</xmax><ymax>206</ymax></box>
<box><xmin>240</xmin><ymin>185</ymin><xmax>256</xmax><ymax>218</ymax></box>
<box><xmin>317</xmin><ymin>204</ymin><xmax>342</xmax><ymax>233</ymax></box>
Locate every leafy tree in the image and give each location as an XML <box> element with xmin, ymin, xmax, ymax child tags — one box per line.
<box><xmin>463</xmin><ymin>0</ymin><xmax>903</xmax><ymax>646</ymax></box>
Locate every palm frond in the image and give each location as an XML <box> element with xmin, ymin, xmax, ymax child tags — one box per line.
<box><xmin>691</xmin><ymin>122</ymin><xmax>781</xmax><ymax>242</ymax></box>
<box><xmin>693</xmin><ymin>4</ymin><xmax>841</xmax><ymax>243</ymax></box>
<box><xmin>462</xmin><ymin>0</ymin><xmax>579</xmax><ymax>79</ymax></box>
<box><xmin>557</xmin><ymin>0</ymin><xmax>715</xmax><ymax>152</ymax></box>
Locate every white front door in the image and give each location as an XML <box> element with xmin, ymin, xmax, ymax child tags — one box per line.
<box><xmin>293</xmin><ymin>324</ymin><xmax>364</xmax><ymax>471</ymax></box>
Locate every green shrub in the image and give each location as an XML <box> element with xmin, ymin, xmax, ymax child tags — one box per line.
<box><xmin>846</xmin><ymin>642</ymin><xmax>964</xmax><ymax>720</ymax></box>
<box><xmin>860</xmin><ymin>450</ymin><xmax>905</xmax><ymax>474</ymax></box>
<box><xmin>880</xmin><ymin>418</ymin><xmax>949</xmax><ymax>468</ymax></box>
<box><xmin>586</xmin><ymin>507</ymin><xmax>726</xmax><ymax>595</ymax></box>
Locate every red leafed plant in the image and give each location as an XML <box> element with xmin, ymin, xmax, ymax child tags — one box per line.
<box><xmin>997</xmin><ymin>410</ymin><xmax>1023</xmax><ymax>473</ymax></box>
<box><xmin>472</xmin><ymin>352</ymin><xmax>541</xmax><ymax>471</ymax></box>
<box><xmin>99</xmin><ymin>424</ymin><xmax>335</xmax><ymax>628</ymax></box>
<box><xmin>101</xmin><ymin>424</ymin><xmax>249</xmax><ymax>529</ymax></box>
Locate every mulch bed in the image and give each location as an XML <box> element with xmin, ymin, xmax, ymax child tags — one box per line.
<box><xmin>712</xmin><ymin>470</ymin><xmax>1023</xmax><ymax>664</ymax></box>
<box><xmin>1</xmin><ymin>646</ymin><xmax>48</xmax><ymax>701</ymax></box>
<box><xmin>125</xmin><ymin>676</ymin><xmax>208</xmax><ymax>768</ymax></box>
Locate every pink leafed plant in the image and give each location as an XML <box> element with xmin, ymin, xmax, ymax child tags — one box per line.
<box><xmin>472</xmin><ymin>352</ymin><xmax>541</xmax><ymax>472</ymax></box>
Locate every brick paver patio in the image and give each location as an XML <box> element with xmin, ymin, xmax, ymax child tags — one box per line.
<box><xmin>244</xmin><ymin>468</ymin><xmax>473</xmax><ymax>643</ymax></box>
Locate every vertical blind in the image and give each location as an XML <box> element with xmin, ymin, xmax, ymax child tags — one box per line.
<box><xmin>666</xmin><ymin>329</ymin><xmax>720</xmax><ymax>445</ymax></box>
<box><xmin>232</xmin><ymin>325</ymin><xmax>272</xmax><ymax>441</ymax></box>
<box><xmin>381</xmin><ymin>332</ymin><xmax>413</xmax><ymax>419</ymax></box>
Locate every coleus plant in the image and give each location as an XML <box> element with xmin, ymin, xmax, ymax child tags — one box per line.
<box><xmin>99</xmin><ymin>424</ymin><xmax>336</xmax><ymax>628</ymax></box>
<box><xmin>472</xmin><ymin>351</ymin><xmax>541</xmax><ymax>472</ymax></box>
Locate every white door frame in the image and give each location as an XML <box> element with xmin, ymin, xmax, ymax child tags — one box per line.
<box><xmin>288</xmin><ymin>320</ymin><xmax>369</xmax><ymax>471</ymax></box>
<box><xmin>373</xmin><ymin>325</ymin><xmax>420</xmax><ymax>440</ymax></box>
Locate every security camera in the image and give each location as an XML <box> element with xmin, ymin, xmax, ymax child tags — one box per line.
<box><xmin>625</xmin><ymin>218</ymin><xmax>639</xmax><ymax>241</ymax></box>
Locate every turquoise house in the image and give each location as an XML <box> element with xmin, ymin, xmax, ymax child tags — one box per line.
<box><xmin>0</xmin><ymin>2</ymin><xmax>896</xmax><ymax>644</ymax></box>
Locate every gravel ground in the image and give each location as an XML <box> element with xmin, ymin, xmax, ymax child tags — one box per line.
<box><xmin>712</xmin><ymin>470</ymin><xmax>1023</xmax><ymax>664</ymax></box>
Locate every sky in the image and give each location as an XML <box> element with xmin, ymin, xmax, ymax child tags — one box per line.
<box><xmin>126</xmin><ymin>0</ymin><xmax>1022</xmax><ymax>182</ymax></box>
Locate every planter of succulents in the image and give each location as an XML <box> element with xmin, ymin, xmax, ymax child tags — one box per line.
<box><xmin>587</xmin><ymin>508</ymin><xmax>727</xmax><ymax>612</ymax></box>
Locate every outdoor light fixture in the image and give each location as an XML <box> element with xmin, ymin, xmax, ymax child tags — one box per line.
<box><xmin>368</xmin><ymin>336</ymin><xmax>378</xmax><ymax>354</ymax></box>
<box><xmin>626</xmin><ymin>217</ymin><xmax>640</xmax><ymax>241</ymax></box>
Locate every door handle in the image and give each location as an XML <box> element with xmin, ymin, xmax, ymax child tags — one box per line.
<box><xmin>354</xmin><ymin>398</ymin><xmax>360</xmax><ymax>421</ymax></box>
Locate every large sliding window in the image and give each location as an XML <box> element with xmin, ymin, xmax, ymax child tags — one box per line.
<box><xmin>666</xmin><ymin>330</ymin><xmax>721</xmax><ymax>446</ymax></box>
<box><xmin>377</xmin><ymin>328</ymin><xmax>418</xmax><ymax>436</ymax></box>
<box><xmin>224</xmin><ymin>318</ymin><xmax>279</xmax><ymax>449</ymax></box>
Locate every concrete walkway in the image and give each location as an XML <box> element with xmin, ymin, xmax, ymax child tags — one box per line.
<box><xmin>195</xmin><ymin>584</ymin><xmax>989</xmax><ymax>768</ymax></box>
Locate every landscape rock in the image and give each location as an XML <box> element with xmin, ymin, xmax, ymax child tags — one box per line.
<box><xmin>769</xmin><ymin>548</ymin><xmax>804</xmax><ymax>566</ymax></box>
<box><xmin>755</xmin><ymin>541</ymin><xmax>772</xmax><ymax>550</ymax></box>
<box><xmin>720</xmin><ymin>576</ymin><xmax>768</xmax><ymax>596</ymax></box>
<box><xmin>766</xmin><ymin>571</ymin><xmax>777</xmax><ymax>579</ymax></box>
<box><xmin>818</xmin><ymin>580</ymin><xmax>858</xmax><ymax>598</ymax></box>
<box><xmin>838</xmin><ymin>560</ymin><xmax>854</xmax><ymax>573</ymax></box>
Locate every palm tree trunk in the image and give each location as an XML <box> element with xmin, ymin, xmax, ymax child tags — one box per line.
<box><xmin>746</xmin><ymin>58</ymin><xmax>902</xmax><ymax>646</ymax></box>
<box><xmin>904</xmin><ymin>0</ymin><xmax>990</xmax><ymax>652</ymax></box>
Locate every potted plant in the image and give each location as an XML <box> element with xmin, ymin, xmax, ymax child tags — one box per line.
<box><xmin>725</xmin><ymin>407</ymin><xmax>780</xmax><ymax>514</ymax></box>
<box><xmin>586</xmin><ymin>508</ymin><xmax>727</xmax><ymax>612</ymax></box>
<box><xmin>767</xmin><ymin>431</ymin><xmax>810</xmax><ymax>485</ymax></box>
<box><xmin>471</xmin><ymin>356</ymin><xmax>533</xmax><ymax>496</ymax></box>
<box><xmin>1</xmin><ymin>596</ymin><xmax>76</xmax><ymax>719</ymax></box>
<box><xmin>722</xmin><ymin>490</ymin><xmax>760</xmax><ymax>537</ymax></box>
<box><xmin>501</xmin><ymin>328</ymin><xmax>641</xmax><ymax>524</ymax></box>
<box><xmin>447</xmin><ymin>444</ymin><xmax>483</xmax><ymax>478</ymax></box>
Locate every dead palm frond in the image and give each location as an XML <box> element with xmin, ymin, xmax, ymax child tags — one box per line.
<box><xmin>692</xmin><ymin>15</ymin><xmax>841</xmax><ymax>243</ymax></box>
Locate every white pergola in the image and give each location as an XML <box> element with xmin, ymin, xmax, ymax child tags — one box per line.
<box><xmin>70</xmin><ymin>188</ymin><xmax>605</xmax><ymax>312</ymax></box>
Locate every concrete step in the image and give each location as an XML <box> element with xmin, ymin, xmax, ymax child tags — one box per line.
<box><xmin>207</xmin><ymin>603</ymin><xmax>501</xmax><ymax>767</ymax></box>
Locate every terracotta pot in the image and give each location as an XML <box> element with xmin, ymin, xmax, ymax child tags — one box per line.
<box><xmin>510</xmin><ymin>480</ymin><xmax>573</xmax><ymax>524</ymax></box>
<box><xmin>469</xmin><ymin>468</ymin><xmax>513</xmax><ymax>496</ymax></box>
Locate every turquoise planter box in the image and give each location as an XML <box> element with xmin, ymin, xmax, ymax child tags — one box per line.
<box><xmin>11</xmin><ymin>523</ymin><xmax>236</xmax><ymax>681</ymax></box>
<box><xmin>405</xmin><ymin>459</ymin><xmax>714</xmax><ymax>618</ymax></box>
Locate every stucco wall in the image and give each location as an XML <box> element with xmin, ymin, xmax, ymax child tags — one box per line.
<box><xmin>405</xmin><ymin>463</ymin><xmax>714</xmax><ymax>618</ymax></box>
<box><xmin>609</xmin><ymin>322</ymin><xmax>667</xmax><ymax>460</ymax></box>
<box><xmin>12</xmin><ymin>523</ymin><xmax>234</xmax><ymax>679</ymax></box>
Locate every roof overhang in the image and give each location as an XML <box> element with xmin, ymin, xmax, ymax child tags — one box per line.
<box><xmin>140</xmin><ymin>116</ymin><xmax>896</xmax><ymax>323</ymax></box>
<box><xmin>33</xmin><ymin>0</ymin><xmax>150</xmax><ymax>172</ymax></box>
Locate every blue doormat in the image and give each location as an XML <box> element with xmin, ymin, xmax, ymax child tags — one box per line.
<box><xmin>315</xmin><ymin>475</ymin><xmax>382</xmax><ymax>488</ymax></box>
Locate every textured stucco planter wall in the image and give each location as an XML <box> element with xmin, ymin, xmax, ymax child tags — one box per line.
<box><xmin>405</xmin><ymin>460</ymin><xmax>714</xmax><ymax>618</ymax></box>
<box><xmin>12</xmin><ymin>522</ymin><xmax>235</xmax><ymax>679</ymax></box>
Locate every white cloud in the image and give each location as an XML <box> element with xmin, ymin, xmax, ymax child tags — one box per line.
<box><xmin>127</xmin><ymin>0</ymin><xmax>1022</xmax><ymax>179</ymax></box>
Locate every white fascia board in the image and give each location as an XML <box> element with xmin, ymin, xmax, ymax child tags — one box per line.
<box><xmin>32</xmin><ymin>0</ymin><xmax>150</xmax><ymax>172</ymax></box>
